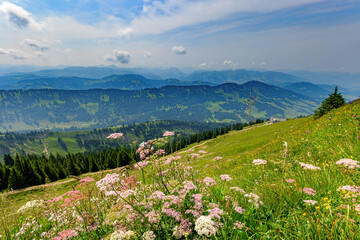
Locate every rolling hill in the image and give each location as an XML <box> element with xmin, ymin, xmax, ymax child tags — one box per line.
<box><xmin>0</xmin><ymin>81</ymin><xmax>319</xmax><ymax>131</ymax></box>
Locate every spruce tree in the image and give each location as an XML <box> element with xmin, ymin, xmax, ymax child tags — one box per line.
<box><xmin>314</xmin><ymin>86</ymin><xmax>346</xmax><ymax>119</ymax></box>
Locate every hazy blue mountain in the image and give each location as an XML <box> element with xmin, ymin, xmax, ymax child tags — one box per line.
<box><xmin>182</xmin><ymin>69</ymin><xmax>304</xmax><ymax>85</ymax></box>
<box><xmin>0</xmin><ymin>81</ymin><xmax>319</xmax><ymax>132</ymax></box>
<box><xmin>285</xmin><ymin>70</ymin><xmax>360</xmax><ymax>88</ymax></box>
<box><xmin>282</xmin><ymin>82</ymin><xmax>330</xmax><ymax>99</ymax></box>
<box><xmin>0</xmin><ymin>74</ymin><xmax>213</xmax><ymax>90</ymax></box>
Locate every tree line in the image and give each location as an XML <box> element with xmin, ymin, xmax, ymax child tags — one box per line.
<box><xmin>0</xmin><ymin>120</ymin><xmax>262</xmax><ymax>191</ymax></box>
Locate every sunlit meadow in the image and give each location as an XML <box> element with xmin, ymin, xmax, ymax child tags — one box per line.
<box><xmin>1</xmin><ymin>100</ymin><xmax>360</xmax><ymax>239</ymax></box>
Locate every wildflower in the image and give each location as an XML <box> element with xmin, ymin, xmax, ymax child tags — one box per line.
<box><xmin>299</xmin><ymin>162</ymin><xmax>321</xmax><ymax>170</ymax></box>
<box><xmin>303</xmin><ymin>200</ymin><xmax>317</xmax><ymax>205</ymax></box>
<box><xmin>142</xmin><ymin>231</ymin><xmax>156</xmax><ymax>240</ymax></box>
<box><xmin>54</xmin><ymin>229</ymin><xmax>79</xmax><ymax>239</ymax></box>
<box><xmin>220</xmin><ymin>174</ymin><xmax>233</xmax><ymax>181</ymax></box>
<box><xmin>234</xmin><ymin>206</ymin><xmax>246</xmax><ymax>214</ymax></box>
<box><xmin>198</xmin><ymin>150</ymin><xmax>207</xmax><ymax>153</ymax></box>
<box><xmin>189</xmin><ymin>153</ymin><xmax>200</xmax><ymax>158</ymax></box>
<box><xmin>17</xmin><ymin>200</ymin><xmax>44</xmax><ymax>213</ymax></box>
<box><xmin>306</xmin><ymin>130</ymin><xmax>310</xmax><ymax>133</ymax></box>
<box><xmin>195</xmin><ymin>216</ymin><xmax>218</xmax><ymax>237</ymax></box>
<box><xmin>134</xmin><ymin>160</ymin><xmax>149</xmax><ymax>170</ymax></box>
<box><xmin>183</xmin><ymin>181</ymin><xmax>197</xmax><ymax>190</ymax></box>
<box><xmin>335</xmin><ymin>158</ymin><xmax>360</xmax><ymax>169</ymax></box>
<box><xmin>230</xmin><ymin>187</ymin><xmax>246</xmax><ymax>194</ymax></box>
<box><xmin>214</xmin><ymin>156</ymin><xmax>223</xmax><ymax>160</ymax></box>
<box><xmin>208</xmin><ymin>207</ymin><xmax>224</xmax><ymax>219</ymax></box>
<box><xmin>96</xmin><ymin>173</ymin><xmax>120</xmax><ymax>191</ymax></box>
<box><xmin>203</xmin><ymin>177</ymin><xmax>217</xmax><ymax>187</ymax></box>
<box><xmin>110</xmin><ymin>230</ymin><xmax>136</xmax><ymax>240</ymax></box>
<box><xmin>163</xmin><ymin>131</ymin><xmax>175</xmax><ymax>137</ymax></box>
<box><xmin>244</xmin><ymin>192</ymin><xmax>263</xmax><ymax>208</ymax></box>
<box><xmin>252</xmin><ymin>159</ymin><xmax>267</xmax><ymax>165</ymax></box>
<box><xmin>233</xmin><ymin>221</ymin><xmax>245</xmax><ymax>230</ymax></box>
<box><xmin>79</xmin><ymin>177</ymin><xmax>95</xmax><ymax>186</ymax></box>
<box><xmin>107</xmin><ymin>133</ymin><xmax>124</xmax><ymax>139</ymax></box>
<box><xmin>285</xmin><ymin>179</ymin><xmax>295</xmax><ymax>183</ymax></box>
<box><xmin>154</xmin><ymin>149</ymin><xmax>165</xmax><ymax>155</ymax></box>
<box><xmin>303</xmin><ymin>187</ymin><xmax>316</xmax><ymax>196</ymax></box>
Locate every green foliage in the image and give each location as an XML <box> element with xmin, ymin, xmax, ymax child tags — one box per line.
<box><xmin>314</xmin><ymin>86</ymin><xmax>346</xmax><ymax>118</ymax></box>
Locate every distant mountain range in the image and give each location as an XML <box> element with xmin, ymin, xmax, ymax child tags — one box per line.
<box><xmin>0</xmin><ymin>74</ymin><xmax>213</xmax><ymax>90</ymax></box>
<box><xmin>0</xmin><ymin>81</ymin><xmax>319</xmax><ymax>132</ymax></box>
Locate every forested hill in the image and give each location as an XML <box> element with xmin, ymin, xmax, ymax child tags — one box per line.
<box><xmin>0</xmin><ymin>81</ymin><xmax>319</xmax><ymax>131</ymax></box>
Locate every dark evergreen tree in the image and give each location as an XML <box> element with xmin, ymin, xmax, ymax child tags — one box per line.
<box><xmin>3</xmin><ymin>154</ymin><xmax>14</xmax><ymax>166</ymax></box>
<box><xmin>314</xmin><ymin>86</ymin><xmax>346</xmax><ymax>119</ymax></box>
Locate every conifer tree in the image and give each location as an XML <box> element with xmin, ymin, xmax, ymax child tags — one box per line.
<box><xmin>314</xmin><ymin>86</ymin><xmax>346</xmax><ymax>119</ymax></box>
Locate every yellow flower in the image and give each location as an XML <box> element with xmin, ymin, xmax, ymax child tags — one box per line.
<box><xmin>325</xmin><ymin>206</ymin><xmax>330</xmax><ymax>209</ymax></box>
<box><xmin>315</xmin><ymin>206</ymin><xmax>320</xmax><ymax>210</ymax></box>
<box><xmin>323</xmin><ymin>197</ymin><xmax>328</xmax><ymax>201</ymax></box>
<box><xmin>303</xmin><ymin>213</ymin><xmax>307</xmax><ymax>216</ymax></box>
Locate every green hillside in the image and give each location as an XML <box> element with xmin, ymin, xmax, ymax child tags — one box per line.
<box><xmin>0</xmin><ymin>81</ymin><xmax>319</xmax><ymax>132</ymax></box>
<box><xmin>0</xmin><ymin>120</ymin><xmax>224</xmax><ymax>159</ymax></box>
<box><xmin>1</xmin><ymin>100</ymin><xmax>358</xmax><ymax>239</ymax></box>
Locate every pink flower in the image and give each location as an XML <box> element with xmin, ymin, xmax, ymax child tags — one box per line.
<box><xmin>208</xmin><ymin>207</ymin><xmax>224</xmax><ymax>219</ymax></box>
<box><xmin>233</xmin><ymin>221</ymin><xmax>245</xmax><ymax>230</ymax></box>
<box><xmin>214</xmin><ymin>156</ymin><xmax>223</xmax><ymax>160</ymax></box>
<box><xmin>234</xmin><ymin>206</ymin><xmax>245</xmax><ymax>214</ymax></box>
<box><xmin>134</xmin><ymin>160</ymin><xmax>149</xmax><ymax>170</ymax></box>
<box><xmin>303</xmin><ymin>187</ymin><xmax>316</xmax><ymax>195</ymax></box>
<box><xmin>220</xmin><ymin>174</ymin><xmax>233</xmax><ymax>181</ymax></box>
<box><xmin>163</xmin><ymin>131</ymin><xmax>175</xmax><ymax>137</ymax></box>
<box><xmin>198</xmin><ymin>150</ymin><xmax>207</xmax><ymax>154</ymax></box>
<box><xmin>107</xmin><ymin>133</ymin><xmax>124</xmax><ymax>139</ymax></box>
<box><xmin>203</xmin><ymin>177</ymin><xmax>217</xmax><ymax>187</ymax></box>
<box><xmin>285</xmin><ymin>179</ymin><xmax>295</xmax><ymax>183</ymax></box>
<box><xmin>189</xmin><ymin>153</ymin><xmax>200</xmax><ymax>158</ymax></box>
<box><xmin>96</xmin><ymin>173</ymin><xmax>120</xmax><ymax>191</ymax></box>
<box><xmin>79</xmin><ymin>177</ymin><xmax>95</xmax><ymax>186</ymax></box>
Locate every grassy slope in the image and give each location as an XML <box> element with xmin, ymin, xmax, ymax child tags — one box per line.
<box><xmin>1</xmin><ymin>100</ymin><xmax>359</xmax><ymax>238</ymax></box>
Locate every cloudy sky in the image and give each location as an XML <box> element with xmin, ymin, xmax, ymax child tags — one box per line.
<box><xmin>0</xmin><ymin>0</ymin><xmax>360</xmax><ymax>72</ymax></box>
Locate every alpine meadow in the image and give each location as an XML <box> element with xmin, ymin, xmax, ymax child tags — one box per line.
<box><xmin>0</xmin><ymin>0</ymin><xmax>360</xmax><ymax>240</ymax></box>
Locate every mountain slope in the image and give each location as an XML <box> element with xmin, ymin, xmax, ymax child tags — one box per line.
<box><xmin>0</xmin><ymin>81</ymin><xmax>319</xmax><ymax>131</ymax></box>
<box><xmin>3</xmin><ymin>100</ymin><xmax>359</xmax><ymax>239</ymax></box>
<box><xmin>282</xmin><ymin>81</ymin><xmax>330</xmax><ymax>98</ymax></box>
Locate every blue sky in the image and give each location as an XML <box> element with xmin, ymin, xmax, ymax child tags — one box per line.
<box><xmin>0</xmin><ymin>0</ymin><xmax>360</xmax><ymax>72</ymax></box>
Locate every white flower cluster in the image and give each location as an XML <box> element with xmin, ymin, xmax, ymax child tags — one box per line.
<box><xmin>336</xmin><ymin>158</ymin><xmax>360</xmax><ymax>169</ymax></box>
<box><xmin>299</xmin><ymin>162</ymin><xmax>321</xmax><ymax>170</ymax></box>
<box><xmin>195</xmin><ymin>216</ymin><xmax>217</xmax><ymax>237</ymax></box>
<box><xmin>110</xmin><ymin>230</ymin><xmax>136</xmax><ymax>240</ymax></box>
<box><xmin>252</xmin><ymin>159</ymin><xmax>267</xmax><ymax>165</ymax></box>
<box><xmin>17</xmin><ymin>200</ymin><xmax>44</xmax><ymax>213</ymax></box>
<box><xmin>142</xmin><ymin>231</ymin><xmax>156</xmax><ymax>240</ymax></box>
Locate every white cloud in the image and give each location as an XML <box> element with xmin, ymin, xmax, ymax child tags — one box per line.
<box><xmin>129</xmin><ymin>0</ymin><xmax>324</xmax><ymax>35</ymax></box>
<box><xmin>0</xmin><ymin>1</ymin><xmax>43</xmax><ymax>31</ymax></box>
<box><xmin>118</xmin><ymin>27</ymin><xmax>134</xmax><ymax>39</ymax></box>
<box><xmin>172</xmin><ymin>45</ymin><xmax>186</xmax><ymax>55</ymax></box>
<box><xmin>0</xmin><ymin>48</ymin><xmax>26</xmax><ymax>59</ymax></box>
<box><xmin>260</xmin><ymin>61</ymin><xmax>267</xmax><ymax>66</ymax></box>
<box><xmin>22</xmin><ymin>39</ymin><xmax>49</xmax><ymax>51</ymax></box>
<box><xmin>224</xmin><ymin>60</ymin><xmax>233</xmax><ymax>65</ymax></box>
<box><xmin>104</xmin><ymin>50</ymin><xmax>131</xmax><ymax>64</ymax></box>
<box><xmin>198</xmin><ymin>62</ymin><xmax>207</xmax><ymax>67</ymax></box>
<box><xmin>144</xmin><ymin>51</ymin><xmax>152</xmax><ymax>58</ymax></box>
